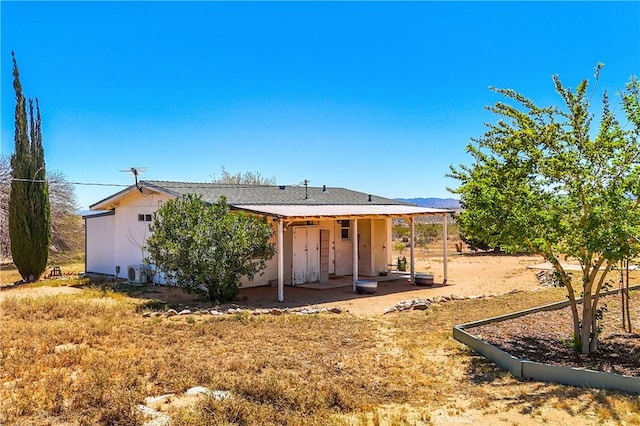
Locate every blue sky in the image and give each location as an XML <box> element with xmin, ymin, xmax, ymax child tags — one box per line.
<box><xmin>2</xmin><ymin>1</ymin><xmax>639</xmax><ymax>210</ymax></box>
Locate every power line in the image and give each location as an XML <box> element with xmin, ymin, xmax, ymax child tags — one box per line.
<box><xmin>0</xmin><ymin>178</ymin><xmax>129</xmax><ymax>187</ymax></box>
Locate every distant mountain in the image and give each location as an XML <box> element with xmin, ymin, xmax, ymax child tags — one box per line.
<box><xmin>396</xmin><ymin>197</ymin><xmax>461</xmax><ymax>209</ymax></box>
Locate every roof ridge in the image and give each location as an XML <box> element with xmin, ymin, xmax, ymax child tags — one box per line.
<box><xmin>142</xmin><ymin>180</ymin><xmax>352</xmax><ymax>190</ymax></box>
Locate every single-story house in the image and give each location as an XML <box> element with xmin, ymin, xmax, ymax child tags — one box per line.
<box><xmin>84</xmin><ymin>180</ymin><xmax>452</xmax><ymax>301</ymax></box>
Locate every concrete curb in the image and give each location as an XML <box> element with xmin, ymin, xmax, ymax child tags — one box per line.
<box><xmin>453</xmin><ymin>285</ymin><xmax>640</xmax><ymax>394</ymax></box>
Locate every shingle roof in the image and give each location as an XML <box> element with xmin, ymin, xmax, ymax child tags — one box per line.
<box><xmin>142</xmin><ymin>180</ymin><xmax>413</xmax><ymax>206</ymax></box>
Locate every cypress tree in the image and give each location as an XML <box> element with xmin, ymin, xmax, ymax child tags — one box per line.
<box><xmin>9</xmin><ymin>52</ymin><xmax>51</xmax><ymax>282</ymax></box>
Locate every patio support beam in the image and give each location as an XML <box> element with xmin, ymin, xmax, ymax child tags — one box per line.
<box><xmin>277</xmin><ymin>219</ymin><xmax>284</xmax><ymax>302</ymax></box>
<box><xmin>410</xmin><ymin>216</ymin><xmax>415</xmax><ymax>283</ymax></box>
<box><xmin>443</xmin><ymin>213</ymin><xmax>448</xmax><ymax>284</ymax></box>
<box><xmin>352</xmin><ymin>218</ymin><xmax>359</xmax><ymax>292</ymax></box>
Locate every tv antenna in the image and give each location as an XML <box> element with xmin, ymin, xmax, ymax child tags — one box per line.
<box><xmin>120</xmin><ymin>167</ymin><xmax>148</xmax><ymax>192</ymax></box>
<box><xmin>300</xmin><ymin>179</ymin><xmax>310</xmax><ymax>200</ymax></box>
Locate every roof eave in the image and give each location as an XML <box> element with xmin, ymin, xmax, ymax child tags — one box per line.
<box><xmin>89</xmin><ymin>181</ymin><xmax>179</xmax><ymax>210</ymax></box>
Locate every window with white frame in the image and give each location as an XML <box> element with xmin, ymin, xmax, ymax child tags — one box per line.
<box><xmin>138</xmin><ymin>214</ymin><xmax>152</xmax><ymax>222</ymax></box>
<box><xmin>340</xmin><ymin>220</ymin><xmax>350</xmax><ymax>240</ymax></box>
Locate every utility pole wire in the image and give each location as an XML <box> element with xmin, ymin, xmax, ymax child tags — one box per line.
<box><xmin>0</xmin><ymin>177</ymin><xmax>129</xmax><ymax>187</ymax></box>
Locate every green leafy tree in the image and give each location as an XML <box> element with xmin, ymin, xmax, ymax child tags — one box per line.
<box><xmin>392</xmin><ymin>221</ymin><xmax>410</xmax><ymax>240</ymax></box>
<box><xmin>449</xmin><ymin>66</ymin><xmax>640</xmax><ymax>354</ymax></box>
<box><xmin>415</xmin><ymin>223</ymin><xmax>440</xmax><ymax>246</ymax></box>
<box><xmin>211</xmin><ymin>166</ymin><xmax>276</xmax><ymax>185</ymax></box>
<box><xmin>9</xmin><ymin>53</ymin><xmax>51</xmax><ymax>282</ymax></box>
<box><xmin>144</xmin><ymin>194</ymin><xmax>276</xmax><ymax>302</ymax></box>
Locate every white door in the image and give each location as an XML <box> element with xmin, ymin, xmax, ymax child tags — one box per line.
<box><xmin>292</xmin><ymin>226</ymin><xmax>320</xmax><ymax>285</ymax></box>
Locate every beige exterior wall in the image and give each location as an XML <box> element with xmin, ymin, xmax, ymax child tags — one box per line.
<box><xmin>85</xmin><ymin>213</ymin><xmax>115</xmax><ymax>275</ymax></box>
<box><xmin>356</xmin><ymin>219</ymin><xmax>388</xmax><ymax>276</ymax></box>
<box><xmin>239</xmin><ymin>220</ymin><xmax>279</xmax><ymax>288</ymax></box>
<box><xmin>86</xmin><ymin>190</ymin><xmax>394</xmax><ymax>287</ymax></box>
<box><xmin>334</xmin><ymin>219</ymin><xmax>354</xmax><ymax>276</ymax></box>
<box><xmin>111</xmin><ymin>190</ymin><xmax>173</xmax><ymax>281</ymax></box>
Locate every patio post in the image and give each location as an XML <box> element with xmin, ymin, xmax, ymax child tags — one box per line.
<box><xmin>410</xmin><ymin>216</ymin><xmax>415</xmax><ymax>283</ymax></box>
<box><xmin>278</xmin><ymin>219</ymin><xmax>284</xmax><ymax>302</ymax></box>
<box><xmin>443</xmin><ymin>213</ymin><xmax>448</xmax><ymax>284</ymax></box>
<box><xmin>352</xmin><ymin>218</ymin><xmax>358</xmax><ymax>292</ymax></box>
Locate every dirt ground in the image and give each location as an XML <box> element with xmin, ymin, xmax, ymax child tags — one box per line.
<box><xmin>0</xmin><ymin>252</ymin><xmax>547</xmax><ymax>314</ymax></box>
<box><xmin>75</xmin><ymin>252</ymin><xmax>547</xmax><ymax>315</ymax></box>
<box><xmin>238</xmin><ymin>252</ymin><xmax>545</xmax><ymax>315</ymax></box>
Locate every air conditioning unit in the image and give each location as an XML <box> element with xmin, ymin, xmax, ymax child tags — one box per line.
<box><xmin>127</xmin><ymin>264</ymin><xmax>148</xmax><ymax>284</ymax></box>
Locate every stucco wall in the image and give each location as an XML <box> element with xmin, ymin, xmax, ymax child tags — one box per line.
<box><xmin>319</xmin><ymin>219</ymin><xmax>335</xmax><ymax>276</ymax></box>
<box><xmin>334</xmin><ymin>220</ymin><xmax>354</xmax><ymax>276</ymax></box>
<box><xmin>86</xmin><ymin>190</ymin><xmax>394</xmax><ymax>287</ymax></box>
<box><xmin>371</xmin><ymin>219</ymin><xmax>389</xmax><ymax>275</ymax></box>
<box><xmin>239</xmin><ymin>220</ymin><xmax>279</xmax><ymax>288</ymax></box>
<box><xmin>112</xmin><ymin>190</ymin><xmax>173</xmax><ymax>279</ymax></box>
<box><xmin>85</xmin><ymin>213</ymin><xmax>115</xmax><ymax>275</ymax></box>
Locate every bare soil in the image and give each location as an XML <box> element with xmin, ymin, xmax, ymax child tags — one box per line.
<box><xmin>472</xmin><ymin>295</ymin><xmax>640</xmax><ymax>377</ymax></box>
<box><xmin>127</xmin><ymin>251</ymin><xmax>546</xmax><ymax>315</ymax></box>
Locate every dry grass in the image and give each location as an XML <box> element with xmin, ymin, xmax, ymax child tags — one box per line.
<box><xmin>2</xmin><ymin>277</ymin><xmax>640</xmax><ymax>425</ymax></box>
<box><xmin>0</xmin><ymin>262</ymin><xmax>85</xmax><ymax>287</ymax></box>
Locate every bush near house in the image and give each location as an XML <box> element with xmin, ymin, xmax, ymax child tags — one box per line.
<box><xmin>144</xmin><ymin>194</ymin><xmax>275</xmax><ymax>302</ymax></box>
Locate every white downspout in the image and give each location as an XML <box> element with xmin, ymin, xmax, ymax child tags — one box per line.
<box><xmin>443</xmin><ymin>213</ymin><xmax>448</xmax><ymax>284</ymax></box>
<box><xmin>410</xmin><ymin>216</ymin><xmax>415</xmax><ymax>283</ymax></box>
<box><xmin>278</xmin><ymin>219</ymin><xmax>284</xmax><ymax>302</ymax></box>
<box><xmin>352</xmin><ymin>218</ymin><xmax>358</xmax><ymax>292</ymax></box>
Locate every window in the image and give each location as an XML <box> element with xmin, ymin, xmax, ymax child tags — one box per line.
<box><xmin>138</xmin><ymin>214</ymin><xmax>152</xmax><ymax>222</ymax></box>
<box><xmin>340</xmin><ymin>220</ymin><xmax>350</xmax><ymax>240</ymax></box>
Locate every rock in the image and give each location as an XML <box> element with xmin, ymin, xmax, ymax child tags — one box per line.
<box><xmin>166</xmin><ymin>309</ymin><xmax>178</xmax><ymax>317</ymax></box>
<box><xmin>151</xmin><ymin>312</ymin><xmax>162</xmax><ymax>318</ymax></box>
<box><xmin>269</xmin><ymin>308</ymin><xmax>284</xmax><ymax>315</ymax></box>
<box><xmin>178</xmin><ymin>309</ymin><xmax>192</xmax><ymax>316</ymax></box>
<box><xmin>327</xmin><ymin>307</ymin><xmax>343</xmax><ymax>314</ymax></box>
<box><xmin>400</xmin><ymin>301</ymin><xmax>413</xmax><ymax>311</ymax></box>
<box><xmin>144</xmin><ymin>394</ymin><xmax>175</xmax><ymax>405</ymax></box>
<box><xmin>142</xmin><ymin>311</ymin><xmax>152</xmax><ymax>317</ymax></box>
<box><xmin>412</xmin><ymin>302</ymin><xmax>429</xmax><ymax>311</ymax></box>
<box><xmin>137</xmin><ymin>404</ymin><xmax>170</xmax><ymax>426</ymax></box>
<box><xmin>185</xmin><ymin>387</ymin><xmax>231</xmax><ymax>400</ymax></box>
<box><xmin>210</xmin><ymin>310</ymin><xmax>222</xmax><ymax>315</ymax></box>
<box><xmin>451</xmin><ymin>294</ymin><xmax>466</xmax><ymax>300</ymax></box>
<box><xmin>54</xmin><ymin>343</ymin><xmax>87</xmax><ymax>353</ymax></box>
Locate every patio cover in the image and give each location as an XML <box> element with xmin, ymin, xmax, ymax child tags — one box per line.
<box><xmin>233</xmin><ymin>204</ymin><xmax>449</xmax><ymax>219</ymax></box>
<box><xmin>232</xmin><ymin>204</ymin><xmax>453</xmax><ymax>302</ymax></box>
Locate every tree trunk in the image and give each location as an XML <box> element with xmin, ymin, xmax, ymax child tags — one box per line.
<box><xmin>580</xmin><ymin>292</ymin><xmax>596</xmax><ymax>354</ymax></box>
